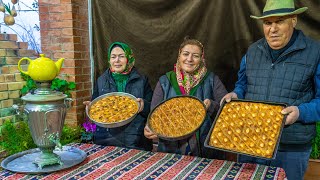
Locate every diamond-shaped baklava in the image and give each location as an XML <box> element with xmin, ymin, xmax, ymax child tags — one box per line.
<box><xmin>209</xmin><ymin>101</ymin><xmax>285</xmax><ymax>158</ymax></box>
<box><xmin>148</xmin><ymin>96</ymin><xmax>206</xmax><ymax>139</ymax></box>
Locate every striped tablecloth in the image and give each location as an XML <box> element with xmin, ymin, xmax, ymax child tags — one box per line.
<box><xmin>0</xmin><ymin>143</ymin><xmax>287</xmax><ymax>180</ymax></box>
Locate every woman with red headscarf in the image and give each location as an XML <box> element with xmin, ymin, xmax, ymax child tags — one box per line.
<box><xmin>144</xmin><ymin>37</ymin><xmax>227</xmax><ymax>158</ymax></box>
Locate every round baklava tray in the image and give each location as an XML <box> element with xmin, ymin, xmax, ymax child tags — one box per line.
<box><xmin>148</xmin><ymin>96</ymin><xmax>206</xmax><ymax>141</ymax></box>
<box><xmin>86</xmin><ymin>92</ymin><xmax>139</xmax><ymax>128</ymax></box>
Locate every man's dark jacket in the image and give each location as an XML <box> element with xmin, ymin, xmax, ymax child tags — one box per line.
<box><xmin>245</xmin><ymin>30</ymin><xmax>320</xmax><ymax>151</ymax></box>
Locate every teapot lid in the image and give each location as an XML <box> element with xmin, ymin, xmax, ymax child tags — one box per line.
<box><xmin>36</xmin><ymin>54</ymin><xmax>52</xmax><ymax>61</ymax></box>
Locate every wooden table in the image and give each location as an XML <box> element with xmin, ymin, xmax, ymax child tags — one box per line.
<box><xmin>0</xmin><ymin>143</ymin><xmax>287</xmax><ymax>180</ymax></box>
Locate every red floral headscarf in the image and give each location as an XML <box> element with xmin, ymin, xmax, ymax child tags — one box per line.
<box><xmin>175</xmin><ymin>41</ymin><xmax>207</xmax><ymax>95</ymax></box>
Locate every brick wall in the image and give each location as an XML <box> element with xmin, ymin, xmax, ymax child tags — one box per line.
<box><xmin>39</xmin><ymin>0</ymin><xmax>91</xmax><ymax>126</ymax></box>
<box><xmin>0</xmin><ymin>34</ymin><xmax>37</xmax><ymax>125</ymax></box>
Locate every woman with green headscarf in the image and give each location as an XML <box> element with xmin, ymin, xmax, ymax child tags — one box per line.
<box><xmin>84</xmin><ymin>42</ymin><xmax>153</xmax><ymax>151</ymax></box>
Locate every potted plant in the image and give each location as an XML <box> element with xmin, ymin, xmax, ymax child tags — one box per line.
<box><xmin>304</xmin><ymin>122</ymin><xmax>320</xmax><ymax>179</ymax></box>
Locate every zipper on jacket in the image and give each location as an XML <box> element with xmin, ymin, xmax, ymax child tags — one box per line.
<box><xmin>266</xmin><ymin>62</ymin><xmax>275</xmax><ymax>100</ymax></box>
<box><xmin>271</xmin><ymin>63</ymin><xmax>275</xmax><ymax>69</ymax></box>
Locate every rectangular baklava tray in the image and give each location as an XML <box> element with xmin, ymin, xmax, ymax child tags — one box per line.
<box><xmin>205</xmin><ymin>99</ymin><xmax>286</xmax><ymax>159</ymax></box>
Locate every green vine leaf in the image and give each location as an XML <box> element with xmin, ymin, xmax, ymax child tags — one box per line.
<box><xmin>26</xmin><ymin>78</ymin><xmax>36</xmax><ymax>88</ymax></box>
<box><xmin>68</xmin><ymin>82</ymin><xmax>76</xmax><ymax>89</ymax></box>
<box><xmin>20</xmin><ymin>86</ymin><xmax>29</xmax><ymax>95</ymax></box>
<box><xmin>20</xmin><ymin>73</ymin><xmax>36</xmax><ymax>95</ymax></box>
<box><xmin>20</xmin><ymin>74</ymin><xmax>76</xmax><ymax>97</ymax></box>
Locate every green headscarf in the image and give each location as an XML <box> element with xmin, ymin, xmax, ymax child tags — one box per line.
<box><xmin>107</xmin><ymin>42</ymin><xmax>135</xmax><ymax>92</ymax></box>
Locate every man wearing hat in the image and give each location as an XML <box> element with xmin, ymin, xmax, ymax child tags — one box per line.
<box><xmin>221</xmin><ymin>0</ymin><xmax>320</xmax><ymax>179</ymax></box>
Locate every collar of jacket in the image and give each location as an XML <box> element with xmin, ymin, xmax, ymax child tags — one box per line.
<box><xmin>106</xmin><ymin>67</ymin><xmax>140</xmax><ymax>85</ymax></box>
<box><xmin>257</xmin><ymin>30</ymin><xmax>307</xmax><ymax>63</ymax></box>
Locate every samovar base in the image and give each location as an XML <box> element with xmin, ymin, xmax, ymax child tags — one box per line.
<box><xmin>1</xmin><ymin>146</ymin><xmax>86</xmax><ymax>174</ymax></box>
<box><xmin>34</xmin><ymin>151</ymin><xmax>63</xmax><ymax>169</ymax></box>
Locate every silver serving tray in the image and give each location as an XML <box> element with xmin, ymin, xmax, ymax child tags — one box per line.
<box><xmin>1</xmin><ymin>146</ymin><xmax>87</xmax><ymax>174</ymax></box>
<box><xmin>86</xmin><ymin>92</ymin><xmax>140</xmax><ymax>128</ymax></box>
<box><xmin>147</xmin><ymin>95</ymin><xmax>206</xmax><ymax>141</ymax></box>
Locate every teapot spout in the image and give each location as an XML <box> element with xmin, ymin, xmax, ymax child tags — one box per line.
<box><xmin>55</xmin><ymin>58</ymin><xmax>65</xmax><ymax>73</ymax></box>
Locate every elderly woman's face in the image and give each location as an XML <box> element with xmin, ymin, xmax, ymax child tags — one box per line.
<box><xmin>110</xmin><ymin>47</ymin><xmax>127</xmax><ymax>73</ymax></box>
<box><xmin>178</xmin><ymin>44</ymin><xmax>202</xmax><ymax>73</ymax></box>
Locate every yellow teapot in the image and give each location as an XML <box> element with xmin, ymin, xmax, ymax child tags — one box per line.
<box><xmin>18</xmin><ymin>54</ymin><xmax>64</xmax><ymax>82</ymax></box>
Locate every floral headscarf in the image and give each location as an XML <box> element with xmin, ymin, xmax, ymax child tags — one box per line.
<box><xmin>107</xmin><ymin>42</ymin><xmax>135</xmax><ymax>75</ymax></box>
<box><xmin>175</xmin><ymin>46</ymin><xmax>207</xmax><ymax>95</ymax></box>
